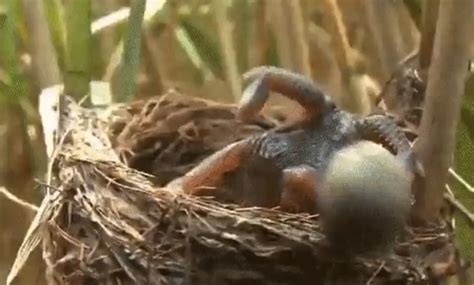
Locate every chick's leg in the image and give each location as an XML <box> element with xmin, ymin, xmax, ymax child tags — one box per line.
<box><xmin>357</xmin><ymin>115</ymin><xmax>424</xmax><ymax>177</ymax></box>
<box><xmin>280</xmin><ymin>164</ymin><xmax>320</xmax><ymax>214</ymax></box>
<box><xmin>238</xmin><ymin>66</ymin><xmax>335</xmax><ymax>122</ymax></box>
<box><xmin>168</xmin><ymin>140</ymin><xmax>254</xmax><ymax>196</ymax></box>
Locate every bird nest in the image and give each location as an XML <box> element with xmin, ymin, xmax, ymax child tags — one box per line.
<box><xmin>8</xmin><ymin>88</ymin><xmax>460</xmax><ymax>285</ymax></box>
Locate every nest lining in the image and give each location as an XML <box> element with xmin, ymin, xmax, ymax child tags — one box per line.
<box><xmin>8</xmin><ymin>89</ymin><xmax>458</xmax><ymax>285</ymax></box>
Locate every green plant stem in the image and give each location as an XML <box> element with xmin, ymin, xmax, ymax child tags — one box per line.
<box><xmin>116</xmin><ymin>0</ymin><xmax>146</xmax><ymax>102</ymax></box>
<box><xmin>64</xmin><ymin>0</ymin><xmax>91</xmax><ymax>100</ymax></box>
<box><xmin>21</xmin><ymin>0</ymin><xmax>61</xmax><ymax>88</ymax></box>
<box><xmin>43</xmin><ymin>0</ymin><xmax>66</xmax><ymax>70</ymax></box>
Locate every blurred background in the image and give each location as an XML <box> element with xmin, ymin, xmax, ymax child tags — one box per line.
<box><xmin>0</xmin><ymin>0</ymin><xmax>473</xmax><ymax>284</ymax></box>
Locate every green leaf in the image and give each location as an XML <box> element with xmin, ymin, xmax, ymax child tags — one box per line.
<box><xmin>0</xmin><ymin>0</ymin><xmax>28</xmax><ymax>104</ymax></box>
<box><xmin>0</xmin><ymin>0</ymin><xmax>17</xmax><ymax>76</ymax></box>
<box><xmin>179</xmin><ymin>17</ymin><xmax>223</xmax><ymax>78</ymax></box>
<box><xmin>43</xmin><ymin>0</ymin><xmax>66</xmax><ymax>70</ymax></box>
<box><xmin>453</xmin><ymin>73</ymin><xmax>474</xmax><ymax>265</ymax></box>
<box><xmin>175</xmin><ymin>24</ymin><xmax>215</xmax><ymax>83</ymax></box>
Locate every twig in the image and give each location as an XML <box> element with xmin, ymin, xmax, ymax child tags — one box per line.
<box><xmin>444</xmin><ymin>185</ymin><xmax>474</xmax><ymax>226</ymax></box>
<box><xmin>49</xmin><ymin>221</ymin><xmax>87</xmax><ymax>248</ymax></box>
<box><xmin>366</xmin><ymin>261</ymin><xmax>385</xmax><ymax>285</ymax></box>
<box><xmin>0</xmin><ymin>187</ymin><xmax>39</xmax><ymax>212</ymax></box>
<box><xmin>449</xmin><ymin>168</ymin><xmax>474</xmax><ymax>193</ymax></box>
<box><xmin>184</xmin><ymin>209</ymin><xmax>192</xmax><ymax>285</ymax></box>
<box><xmin>91</xmin><ymin>7</ymin><xmax>130</xmax><ymax>34</ymax></box>
<box><xmin>445</xmin><ymin>184</ymin><xmax>455</xmax><ymax>197</ymax></box>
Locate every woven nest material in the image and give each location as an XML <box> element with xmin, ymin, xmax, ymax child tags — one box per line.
<box><xmin>8</xmin><ymin>88</ymin><xmax>459</xmax><ymax>285</ymax></box>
